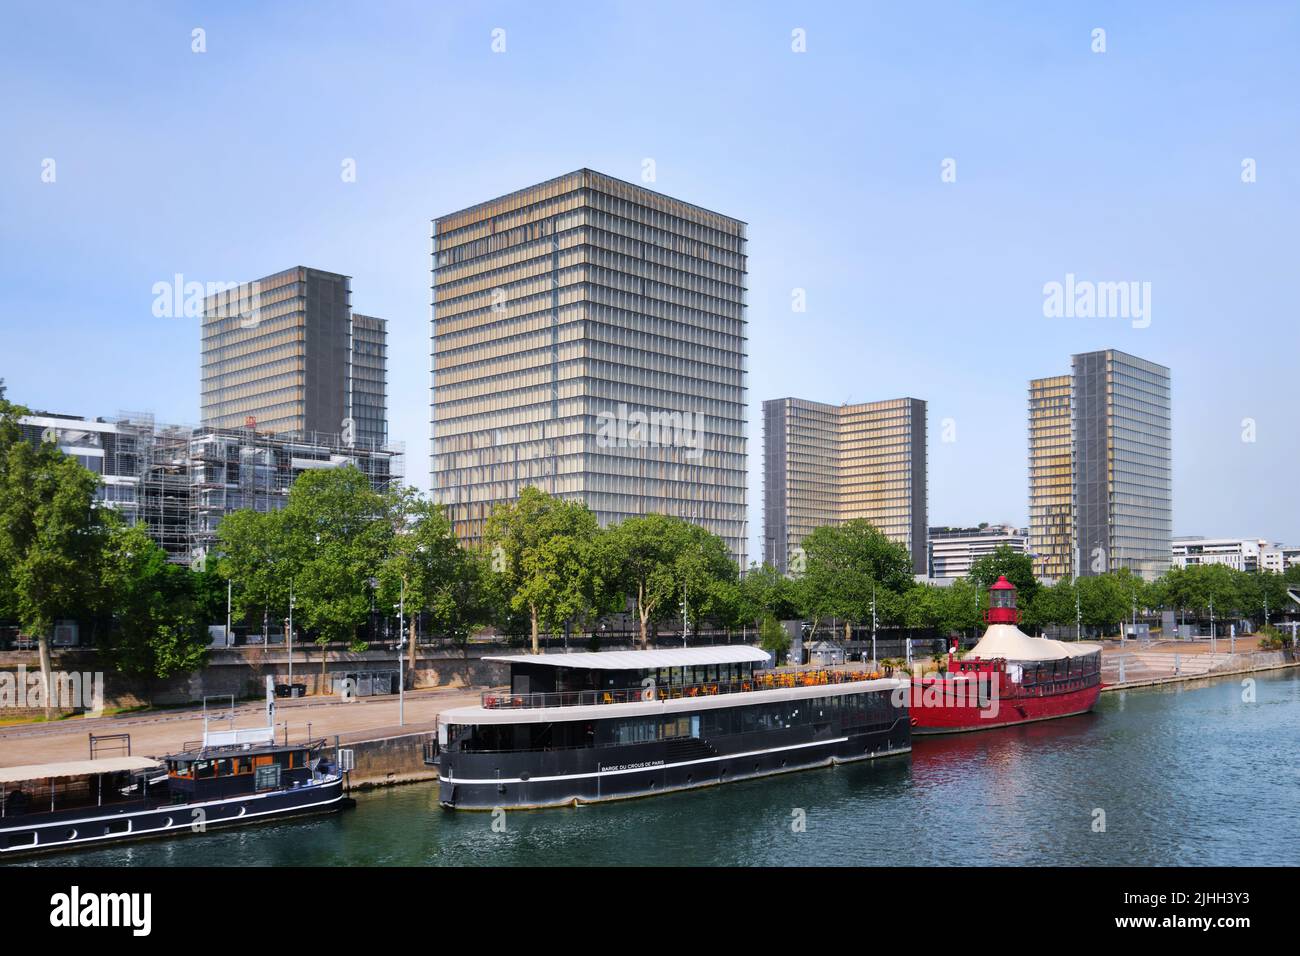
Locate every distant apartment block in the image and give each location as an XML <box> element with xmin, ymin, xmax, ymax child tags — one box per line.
<box><xmin>201</xmin><ymin>266</ymin><xmax>388</xmax><ymax>448</ymax></box>
<box><xmin>19</xmin><ymin>411</ymin><xmax>402</xmax><ymax>566</ymax></box>
<box><xmin>929</xmin><ymin>524</ymin><xmax>1028</xmax><ymax>579</ymax></box>
<box><xmin>1028</xmin><ymin>349</ymin><xmax>1171</xmax><ymax>582</ymax></box>
<box><xmin>1172</xmin><ymin>537</ymin><xmax>1297</xmax><ymax>574</ymax></box>
<box><xmin>763</xmin><ymin>396</ymin><xmax>927</xmax><ymax>574</ymax></box>
<box><xmin>430</xmin><ymin>169</ymin><xmax>748</xmax><ymax>565</ymax></box>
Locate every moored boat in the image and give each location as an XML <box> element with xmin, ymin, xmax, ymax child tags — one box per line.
<box><xmin>909</xmin><ymin>576</ymin><xmax>1103</xmax><ymax>734</ymax></box>
<box><xmin>430</xmin><ymin>645</ymin><xmax>910</xmax><ymax>809</ymax></box>
<box><xmin>0</xmin><ymin>681</ymin><xmax>351</xmax><ymax>859</ymax></box>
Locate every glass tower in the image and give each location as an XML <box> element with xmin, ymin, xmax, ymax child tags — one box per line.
<box><xmin>201</xmin><ymin>267</ymin><xmax>387</xmax><ymax>448</ymax></box>
<box><xmin>1072</xmin><ymin>349</ymin><xmax>1172</xmax><ymax>581</ymax></box>
<box><xmin>1027</xmin><ymin>375</ymin><xmax>1074</xmax><ymax>581</ymax></box>
<box><xmin>348</xmin><ymin>313</ymin><xmax>388</xmax><ymax>447</ymax></box>
<box><xmin>762</xmin><ymin>396</ymin><xmax>927</xmax><ymax>574</ymax></box>
<box><xmin>430</xmin><ymin>169</ymin><xmax>748</xmax><ymax>566</ymax></box>
<box><xmin>1028</xmin><ymin>350</ymin><xmax>1172</xmax><ymax>582</ymax></box>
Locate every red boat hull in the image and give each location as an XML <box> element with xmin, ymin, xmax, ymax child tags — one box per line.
<box><xmin>909</xmin><ymin>678</ymin><xmax>1101</xmax><ymax>734</ymax></box>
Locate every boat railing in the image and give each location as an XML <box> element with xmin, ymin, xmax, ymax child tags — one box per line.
<box><xmin>480</xmin><ymin>669</ymin><xmax>890</xmax><ymax>710</ymax></box>
<box><xmin>177</xmin><ymin>735</ymin><xmax>330</xmax><ymax>756</ymax></box>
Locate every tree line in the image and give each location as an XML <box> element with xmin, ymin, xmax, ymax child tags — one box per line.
<box><xmin>4</xmin><ymin>382</ymin><xmax>1297</xmax><ymax>703</ymax></box>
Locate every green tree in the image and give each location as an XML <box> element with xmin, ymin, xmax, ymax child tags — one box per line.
<box><xmin>0</xmin><ymin>422</ymin><xmax>109</xmax><ymax>715</ymax></box>
<box><xmin>380</xmin><ymin>490</ymin><xmax>486</xmax><ymax>659</ymax></box>
<box><xmin>900</xmin><ymin>584</ymin><xmax>944</xmax><ymax>632</ymax></box>
<box><xmin>601</xmin><ymin>513</ymin><xmax>693</xmax><ymax>648</ymax></box>
<box><xmin>1077</xmin><ymin>573</ymin><xmax>1129</xmax><ymax>635</ymax></box>
<box><xmin>798</xmin><ymin>520</ymin><xmax>913</xmax><ymax>641</ymax></box>
<box><xmin>98</xmin><ymin>522</ymin><xmax>209</xmax><ymax>679</ymax></box>
<box><xmin>968</xmin><ymin>544</ymin><xmax>1040</xmax><ymax>607</ymax></box>
<box><xmin>280</xmin><ymin>467</ymin><xmax>394</xmax><ymax>685</ymax></box>
<box><xmin>937</xmin><ymin>577</ymin><xmax>982</xmax><ymax>636</ymax></box>
<box><xmin>215</xmin><ymin>507</ymin><xmax>292</xmax><ymax>638</ymax></box>
<box><xmin>674</xmin><ymin>521</ymin><xmax>739</xmax><ymax>638</ymax></box>
<box><xmin>738</xmin><ymin>562</ymin><xmax>798</xmax><ymax>630</ymax></box>
<box><xmin>758</xmin><ymin>616</ymin><xmax>791</xmax><ymax>665</ymax></box>
<box><xmin>483</xmin><ymin>487</ymin><xmax>607</xmax><ymax>654</ymax></box>
<box><xmin>1025</xmin><ymin>577</ymin><xmax>1078</xmax><ymax>633</ymax></box>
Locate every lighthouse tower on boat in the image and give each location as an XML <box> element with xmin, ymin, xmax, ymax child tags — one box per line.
<box><xmin>984</xmin><ymin>576</ymin><xmax>1020</xmax><ymax>625</ymax></box>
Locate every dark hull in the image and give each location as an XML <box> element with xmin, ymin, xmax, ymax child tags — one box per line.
<box><xmin>439</xmin><ymin>719</ymin><xmax>910</xmax><ymax>810</ymax></box>
<box><xmin>0</xmin><ymin>777</ymin><xmax>348</xmax><ymax>860</ymax></box>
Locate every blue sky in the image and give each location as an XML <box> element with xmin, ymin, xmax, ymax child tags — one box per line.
<box><xmin>2</xmin><ymin>1</ymin><xmax>1297</xmax><ymax>560</ymax></box>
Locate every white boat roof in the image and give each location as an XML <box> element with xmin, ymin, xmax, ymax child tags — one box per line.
<box><xmin>442</xmin><ymin>677</ymin><xmax>906</xmax><ymax>725</ymax></box>
<box><xmin>964</xmin><ymin>624</ymin><xmax>1102</xmax><ymax>662</ymax></box>
<box><xmin>483</xmin><ymin>645</ymin><xmax>772</xmax><ymax>671</ymax></box>
<box><xmin>0</xmin><ymin>756</ymin><xmax>161</xmax><ymax>785</ymax></box>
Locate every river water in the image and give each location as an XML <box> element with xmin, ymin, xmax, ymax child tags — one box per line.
<box><xmin>17</xmin><ymin>669</ymin><xmax>1300</xmax><ymax>867</ymax></box>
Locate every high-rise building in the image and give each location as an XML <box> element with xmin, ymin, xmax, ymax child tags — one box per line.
<box><xmin>430</xmin><ymin>169</ymin><xmax>748</xmax><ymax>565</ymax></box>
<box><xmin>1028</xmin><ymin>349</ymin><xmax>1171</xmax><ymax>582</ymax></box>
<box><xmin>1027</xmin><ymin>375</ymin><xmax>1073</xmax><ymax>581</ymax></box>
<box><xmin>201</xmin><ymin>267</ymin><xmax>388</xmax><ymax>447</ymax></box>
<box><xmin>348</xmin><ymin>313</ymin><xmax>388</xmax><ymax>447</ymax></box>
<box><xmin>762</xmin><ymin>396</ymin><xmax>927</xmax><ymax>574</ymax></box>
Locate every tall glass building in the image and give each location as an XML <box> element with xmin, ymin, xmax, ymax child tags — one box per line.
<box><xmin>201</xmin><ymin>266</ymin><xmax>388</xmax><ymax>449</ymax></box>
<box><xmin>762</xmin><ymin>396</ymin><xmax>927</xmax><ymax>574</ymax></box>
<box><xmin>1027</xmin><ymin>375</ymin><xmax>1074</xmax><ymax>581</ymax></box>
<box><xmin>348</xmin><ymin>313</ymin><xmax>388</xmax><ymax>447</ymax></box>
<box><xmin>430</xmin><ymin>170</ymin><xmax>748</xmax><ymax>566</ymax></box>
<box><xmin>1028</xmin><ymin>350</ymin><xmax>1171</xmax><ymax>582</ymax></box>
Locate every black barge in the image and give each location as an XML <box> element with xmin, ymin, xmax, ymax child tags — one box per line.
<box><xmin>431</xmin><ymin>645</ymin><xmax>911</xmax><ymax>809</ymax></box>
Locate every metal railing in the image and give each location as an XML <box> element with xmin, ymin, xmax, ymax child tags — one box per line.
<box><xmin>480</xmin><ymin>669</ymin><xmax>890</xmax><ymax>710</ymax></box>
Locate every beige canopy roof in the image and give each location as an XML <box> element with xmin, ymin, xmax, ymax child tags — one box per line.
<box><xmin>963</xmin><ymin>624</ymin><xmax>1101</xmax><ymax>663</ymax></box>
<box><xmin>0</xmin><ymin>756</ymin><xmax>160</xmax><ymax>786</ymax></box>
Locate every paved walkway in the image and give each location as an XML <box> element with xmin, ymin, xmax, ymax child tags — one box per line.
<box><xmin>0</xmin><ymin>686</ymin><xmax>484</xmax><ymax>768</ymax></box>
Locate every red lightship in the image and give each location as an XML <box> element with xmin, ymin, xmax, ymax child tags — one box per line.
<box><xmin>909</xmin><ymin>576</ymin><xmax>1103</xmax><ymax>734</ymax></box>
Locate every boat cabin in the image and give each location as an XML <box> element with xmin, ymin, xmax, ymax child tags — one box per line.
<box><xmin>484</xmin><ymin>645</ymin><xmax>773</xmax><ymax>707</ymax></box>
<box><xmin>0</xmin><ymin>757</ymin><xmax>162</xmax><ymax>822</ymax></box>
<box><xmin>165</xmin><ymin>743</ymin><xmax>323</xmax><ymax>799</ymax></box>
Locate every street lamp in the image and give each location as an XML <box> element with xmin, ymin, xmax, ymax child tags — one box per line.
<box><xmin>286</xmin><ymin>581</ymin><xmax>294</xmax><ymax>691</ymax></box>
<box><xmin>396</xmin><ymin>576</ymin><xmax>405</xmax><ymax>727</ymax></box>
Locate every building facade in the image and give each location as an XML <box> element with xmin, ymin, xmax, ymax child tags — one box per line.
<box><xmin>19</xmin><ymin>412</ymin><xmax>402</xmax><ymax>567</ymax></box>
<box><xmin>1028</xmin><ymin>349</ymin><xmax>1171</xmax><ymax>582</ymax></box>
<box><xmin>1171</xmin><ymin>537</ymin><xmax>1289</xmax><ymax>573</ymax></box>
<box><xmin>348</xmin><ymin>313</ymin><xmax>388</xmax><ymax>447</ymax></box>
<box><xmin>762</xmin><ymin>396</ymin><xmax>927</xmax><ymax>574</ymax></box>
<box><xmin>928</xmin><ymin>524</ymin><xmax>1028</xmax><ymax>579</ymax></box>
<box><xmin>1027</xmin><ymin>375</ymin><xmax>1073</xmax><ymax>581</ymax></box>
<box><xmin>430</xmin><ymin>169</ymin><xmax>748</xmax><ymax>565</ymax></box>
<box><xmin>201</xmin><ymin>267</ymin><xmax>387</xmax><ymax>447</ymax></box>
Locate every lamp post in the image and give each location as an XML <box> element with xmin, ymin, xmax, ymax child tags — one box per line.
<box><xmin>287</xmin><ymin>581</ymin><xmax>294</xmax><ymax>691</ymax></box>
<box><xmin>1210</xmin><ymin>596</ymin><xmax>1216</xmax><ymax>654</ymax></box>
<box><xmin>397</xmin><ymin>576</ymin><xmax>405</xmax><ymax>727</ymax></box>
<box><xmin>870</xmin><ymin>586</ymin><xmax>878</xmax><ymax>669</ymax></box>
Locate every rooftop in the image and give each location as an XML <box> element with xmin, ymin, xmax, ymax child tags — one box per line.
<box><xmin>0</xmin><ymin>756</ymin><xmax>160</xmax><ymax>785</ymax></box>
<box><xmin>484</xmin><ymin>645</ymin><xmax>771</xmax><ymax>671</ymax></box>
